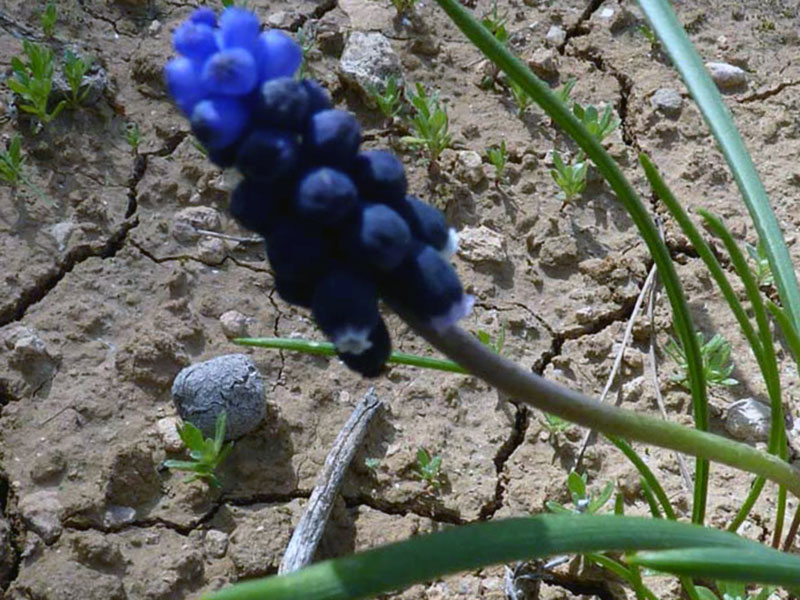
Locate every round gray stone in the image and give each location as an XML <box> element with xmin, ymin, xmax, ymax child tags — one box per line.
<box><xmin>171</xmin><ymin>354</ymin><xmax>266</xmax><ymax>440</ymax></box>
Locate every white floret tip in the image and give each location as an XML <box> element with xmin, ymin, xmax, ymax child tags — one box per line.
<box><xmin>440</xmin><ymin>228</ymin><xmax>459</xmax><ymax>258</ymax></box>
<box><xmin>429</xmin><ymin>294</ymin><xmax>475</xmax><ymax>333</ymax></box>
<box><xmin>333</xmin><ymin>327</ymin><xmax>374</xmax><ymax>355</ymax></box>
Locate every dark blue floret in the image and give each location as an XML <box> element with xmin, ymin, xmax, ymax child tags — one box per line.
<box><xmin>207</xmin><ymin>144</ymin><xmax>238</xmax><ymax>168</ymax></box>
<box><xmin>339</xmin><ymin>318</ymin><xmax>391</xmax><ymax>378</ymax></box>
<box><xmin>219</xmin><ymin>7</ymin><xmax>260</xmax><ymax>52</ymax></box>
<box><xmin>266</xmin><ymin>219</ymin><xmax>331</xmax><ymax>283</ymax></box>
<box><xmin>343</xmin><ymin>204</ymin><xmax>411</xmax><ymax>271</ymax></box>
<box><xmin>164</xmin><ymin>57</ymin><xmax>205</xmax><ymax>116</ymax></box>
<box><xmin>173</xmin><ymin>21</ymin><xmax>218</xmax><ymax>62</ymax></box>
<box><xmin>235</xmin><ymin>128</ymin><xmax>300</xmax><ymax>184</ymax></box>
<box><xmin>256</xmin><ymin>77</ymin><xmax>310</xmax><ymax>131</ymax></box>
<box><xmin>295</xmin><ymin>167</ymin><xmax>358</xmax><ymax>224</ymax></box>
<box><xmin>275</xmin><ymin>277</ymin><xmax>316</xmax><ymax>308</ymax></box>
<box><xmin>201</xmin><ymin>48</ymin><xmax>258</xmax><ymax>95</ymax></box>
<box><xmin>230</xmin><ymin>178</ymin><xmax>286</xmax><ymax>234</ymax></box>
<box><xmin>304</xmin><ymin>109</ymin><xmax>361</xmax><ymax>169</ymax></box>
<box><xmin>301</xmin><ymin>79</ymin><xmax>333</xmax><ymax>116</ymax></box>
<box><xmin>393</xmin><ymin>195</ymin><xmax>450</xmax><ymax>252</ymax></box>
<box><xmin>312</xmin><ymin>268</ymin><xmax>381</xmax><ymax>353</ymax></box>
<box><xmin>381</xmin><ymin>242</ymin><xmax>473</xmax><ymax>331</ymax></box>
<box><xmin>351</xmin><ymin>150</ymin><xmax>407</xmax><ymax>205</ymax></box>
<box><xmin>191</xmin><ymin>97</ymin><xmax>248</xmax><ymax>150</ymax></box>
<box><xmin>256</xmin><ymin>30</ymin><xmax>303</xmax><ymax>82</ymax></box>
<box><xmin>189</xmin><ymin>7</ymin><xmax>217</xmax><ymax>27</ymax></box>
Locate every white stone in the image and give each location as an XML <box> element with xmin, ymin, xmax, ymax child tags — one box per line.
<box><xmin>148</xmin><ymin>20</ymin><xmax>161</xmax><ymax>35</ymax></box>
<box><xmin>650</xmin><ymin>88</ymin><xmax>683</xmax><ymax>116</ymax></box>
<box><xmin>339</xmin><ymin>31</ymin><xmax>403</xmax><ymax>102</ymax></box>
<box><xmin>103</xmin><ymin>505</ymin><xmax>137</xmax><ymax>527</ymax></box>
<box><xmin>456</xmin><ymin>150</ymin><xmax>485</xmax><ymax>186</ymax></box>
<box><xmin>197</xmin><ymin>237</ymin><xmax>227</xmax><ymax>265</ymax></box>
<box><xmin>173</xmin><ymin>207</ymin><xmax>223</xmax><ymax>243</ymax></box>
<box><xmin>545</xmin><ymin>25</ymin><xmax>566</xmax><ymax>47</ymax></box>
<box><xmin>48</xmin><ymin>221</ymin><xmax>76</xmax><ymax>251</ymax></box>
<box><xmin>725</xmin><ymin>398</ymin><xmax>771</xmax><ymax>442</ymax></box>
<box><xmin>205</xmin><ymin>529</ymin><xmax>229</xmax><ymax>558</ymax></box>
<box><xmin>156</xmin><ymin>417</ymin><xmax>184</xmax><ymax>453</ymax></box>
<box><xmin>220</xmin><ymin>310</ymin><xmax>250</xmax><ymax>339</ymax></box>
<box><xmin>458</xmin><ymin>226</ymin><xmax>507</xmax><ymax>264</ymax></box>
<box><xmin>19</xmin><ymin>490</ymin><xmax>63</xmax><ymax>544</ymax></box>
<box><xmin>706</xmin><ymin>62</ymin><xmax>747</xmax><ymax>90</ymax></box>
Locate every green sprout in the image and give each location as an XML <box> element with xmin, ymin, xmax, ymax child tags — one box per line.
<box><xmin>545</xmin><ymin>471</ymin><xmax>614</xmax><ymax>515</ymax></box>
<box><xmin>485</xmin><ymin>140</ymin><xmax>508</xmax><ymax>184</ymax></box>
<box><xmin>507</xmin><ymin>77</ymin><xmax>533</xmax><ymax>116</ymax></box>
<box><xmin>550</xmin><ymin>150</ymin><xmax>587</xmax><ymax>203</ymax></box>
<box><xmin>8</xmin><ymin>41</ymin><xmax>66</xmax><ymax>128</ymax></box>
<box><xmin>746</xmin><ymin>240</ymin><xmax>774</xmax><ymax>287</ymax></box>
<box><xmin>573</xmin><ymin>103</ymin><xmax>620</xmax><ymax>144</ymax></box>
<box><xmin>401</xmin><ymin>83</ymin><xmax>452</xmax><ymax>162</ymax></box>
<box><xmin>480</xmin><ymin>0</ymin><xmax>508</xmax><ymax>43</ymax></box>
<box><xmin>541</xmin><ymin>412</ymin><xmax>573</xmax><ymax>438</ymax></box>
<box><xmin>412</xmin><ymin>448</ymin><xmax>444</xmax><ymax>491</ymax></box>
<box><xmin>63</xmin><ymin>51</ymin><xmax>93</xmax><ymax>109</ymax></box>
<box><xmin>371</xmin><ymin>0</ymin><xmax>420</xmax><ymax>17</ymax></box>
<box><xmin>664</xmin><ymin>331</ymin><xmax>738</xmax><ymax>390</ymax></box>
<box><xmin>163</xmin><ymin>412</ymin><xmax>234</xmax><ymax>488</ymax></box>
<box><xmin>364</xmin><ymin>457</ymin><xmax>381</xmax><ymax>472</ymax></box>
<box><xmin>0</xmin><ymin>136</ymin><xmax>25</xmax><ymax>187</ymax></box>
<box><xmin>638</xmin><ymin>24</ymin><xmax>661</xmax><ymax>51</ymax></box>
<box><xmin>221</xmin><ymin>0</ymin><xmax>235</xmax><ymax>6</ymax></box>
<box><xmin>124</xmin><ymin>122</ymin><xmax>141</xmax><ymax>153</ymax></box>
<box><xmin>367</xmin><ymin>75</ymin><xmax>403</xmax><ymax>122</ymax></box>
<box><xmin>555</xmin><ymin>77</ymin><xmax>577</xmax><ymax>105</ymax></box>
<box><xmin>40</xmin><ymin>1</ymin><xmax>57</xmax><ymax>37</ymax></box>
<box><xmin>296</xmin><ymin>24</ymin><xmax>316</xmax><ymax>79</ymax></box>
<box><xmin>476</xmin><ymin>321</ymin><xmax>506</xmax><ymax>355</ymax></box>
<box><xmin>697</xmin><ymin>581</ymin><xmax>775</xmax><ymax>600</ymax></box>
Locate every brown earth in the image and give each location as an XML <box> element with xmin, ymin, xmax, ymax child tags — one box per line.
<box><xmin>1</xmin><ymin>0</ymin><xmax>799</xmax><ymax>598</ymax></box>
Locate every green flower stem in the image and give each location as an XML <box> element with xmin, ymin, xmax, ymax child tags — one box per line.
<box><xmin>433</xmin><ymin>0</ymin><xmax>710</xmax><ymax>526</ymax></box>
<box><xmin>393</xmin><ymin>313</ymin><xmax>800</xmax><ymax>502</ymax></box>
<box><xmin>233</xmin><ymin>337</ymin><xmax>468</xmax><ymax>374</ymax></box>
<box><xmin>638</xmin><ymin>0</ymin><xmax>800</xmax><ymax>356</ymax></box>
<box><xmin>207</xmin><ymin>515</ymin><xmax>800</xmax><ymax>600</ymax></box>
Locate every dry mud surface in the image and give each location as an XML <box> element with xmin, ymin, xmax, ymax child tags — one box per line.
<box><xmin>1</xmin><ymin>0</ymin><xmax>800</xmax><ymax>598</ymax></box>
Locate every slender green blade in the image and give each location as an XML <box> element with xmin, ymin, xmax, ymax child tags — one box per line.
<box><xmin>205</xmin><ymin>515</ymin><xmax>800</xmax><ymax>600</ymax></box>
<box><xmin>631</xmin><ymin>547</ymin><xmax>800</xmax><ymax>586</ymax></box>
<box><xmin>638</xmin><ymin>0</ymin><xmax>800</xmax><ymax>344</ymax></box>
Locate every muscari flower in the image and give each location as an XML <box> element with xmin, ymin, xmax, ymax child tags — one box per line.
<box><xmin>164</xmin><ymin>6</ymin><xmax>471</xmax><ymax>376</ymax></box>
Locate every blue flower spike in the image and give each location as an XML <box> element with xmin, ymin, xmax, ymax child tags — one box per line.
<box><xmin>164</xmin><ymin>6</ymin><xmax>472</xmax><ymax>376</ymax></box>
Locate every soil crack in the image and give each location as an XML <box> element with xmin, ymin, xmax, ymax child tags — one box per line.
<box><xmin>739</xmin><ymin>79</ymin><xmax>800</xmax><ymax>103</ymax></box>
<box><xmin>344</xmin><ymin>492</ymin><xmax>465</xmax><ymax>525</ymax></box>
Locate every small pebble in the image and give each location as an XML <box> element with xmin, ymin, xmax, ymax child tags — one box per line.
<box><xmin>197</xmin><ymin>236</ymin><xmax>227</xmax><ymax>265</ymax></box>
<box><xmin>650</xmin><ymin>88</ymin><xmax>683</xmax><ymax>116</ymax></box>
<box><xmin>458</xmin><ymin>226</ymin><xmax>506</xmax><ymax>264</ymax></box>
<box><xmin>172</xmin><ymin>207</ymin><xmax>223</xmax><ymax>243</ymax></box>
<box><xmin>725</xmin><ymin>398</ymin><xmax>770</xmax><ymax>442</ymax></box>
<box><xmin>527</xmin><ymin>47</ymin><xmax>558</xmax><ymax>79</ymax></box>
<box><xmin>172</xmin><ymin>354</ymin><xmax>266</xmax><ymax>440</ymax></box>
<box><xmin>155</xmin><ymin>417</ymin><xmax>184</xmax><ymax>453</ymax></box>
<box><xmin>706</xmin><ymin>62</ymin><xmax>747</xmax><ymax>90</ymax></box>
<box><xmin>219</xmin><ymin>310</ymin><xmax>250</xmax><ymax>339</ymax></box>
<box><xmin>545</xmin><ymin>25</ymin><xmax>566</xmax><ymax>47</ymax></box>
<box><xmin>455</xmin><ymin>150</ymin><xmax>485</xmax><ymax>187</ymax></box>
<box><xmin>204</xmin><ymin>530</ymin><xmax>229</xmax><ymax>558</ymax></box>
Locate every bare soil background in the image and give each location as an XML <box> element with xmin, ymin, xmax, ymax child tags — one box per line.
<box><xmin>1</xmin><ymin>0</ymin><xmax>799</xmax><ymax>598</ymax></box>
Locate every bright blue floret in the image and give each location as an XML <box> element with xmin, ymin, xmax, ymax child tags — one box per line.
<box><xmin>235</xmin><ymin>129</ymin><xmax>299</xmax><ymax>183</ymax></box>
<box><xmin>312</xmin><ymin>269</ymin><xmax>381</xmax><ymax>354</ymax></box>
<box><xmin>256</xmin><ymin>30</ymin><xmax>303</xmax><ymax>82</ymax></box>
<box><xmin>304</xmin><ymin>109</ymin><xmax>361</xmax><ymax>169</ymax></box>
<box><xmin>191</xmin><ymin>97</ymin><xmax>248</xmax><ymax>149</ymax></box>
<box><xmin>352</xmin><ymin>150</ymin><xmax>407</xmax><ymax>205</ymax></box>
<box><xmin>201</xmin><ymin>48</ymin><xmax>258</xmax><ymax>95</ymax></box>
<box><xmin>256</xmin><ymin>77</ymin><xmax>310</xmax><ymax>131</ymax></box>
<box><xmin>164</xmin><ymin>6</ymin><xmax>472</xmax><ymax>377</ymax></box>
<box><xmin>295</xmin><ymin>168</ymin><xmax>358</xmax><ymax>224</ymax></box>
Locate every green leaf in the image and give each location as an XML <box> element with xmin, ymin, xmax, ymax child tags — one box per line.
<box><xmin>588</xmin><ymin>481</ymin><xmax>615</xmax><ymax>514</ymax></box>
<box><xmin>695</xmin><ymin>587</ymin><xmax>720</xmax><ymax>600</ymax></box>
<box><xmin>177</xmin><ymin>422</ymin><xmax>205</xmax><ymax>450</ymax></box>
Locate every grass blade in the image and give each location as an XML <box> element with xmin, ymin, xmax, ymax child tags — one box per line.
<box><xmin>206</xmin><ymin>515</ymin><xmax>800</xmax><ymax>600</ymax></box>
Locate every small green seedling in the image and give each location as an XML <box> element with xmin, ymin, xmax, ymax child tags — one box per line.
<box><xmin>481</xmin><ymin>0</ymin><xmax>508</xmax><ymax>44</ymax></box>
<box><xmin>412</xmin><ymin>448</ymin><xmax>444</xmax><ymax>491</ymax></box>
<box><xmin>40</xmin><ymin>1</ymin><xmax>57</xmax><ymax>37</ymax></box>
<box><xmin>124</xmin><ymin>122</ymin><xmax>141</xmax><ymax>153</ymax></box>
<box><xmin>555</xmin><ymin>78</ymin><xmax>577</xmax><ymax>105</ymax></box>
<box><xmin>638</xmin><ymin>24</ymin><xmax>661</xmax><ymax>51</ymax></box>
<box><xmin>545</xmin><ymin>471</ymin><xmax>614</xmax><ymax>515</ymax></box>
<box><xmin>507</xmin><ymin>77</ymin><xmax>533</xmax><ymax>116</ymax></box>
<box><xmin>63</xmin><ymin>51</ymin><xmax>93</xmax><ymax>109</ymax></box>
<box><xmin>0</xmin><ymin>136</ymin><xmax>25</xmax><ymax>187</ymax></box>
<box><xmin>550</xmin><ymin>150</ymin><xmax>587</xmax><ymax>204</ymax></box>
<box><xmin>296</xmin><ymin>24</ymin><xmax>316</xmax><ymax>79</ymax></box>
<box><xmin>8</xmin><ymin>41</ymin><xmax>66</xmax><ymax>128</ymax></box>
<box><xmin>696</xmin><ymin>581</ymin><xmax>775</xmax><ymax>600</ymax></box>
<box><xmin>476</xmin><ymin>321</ymin><xmax>506</xmax><ymax>355</ymax></box>
<box><xmin>664</xmin><ymin>331</ymin><xmax>738</xmax><ymax>390</ymax></box>
<box><xmin>485</xmin><ymin>140</ymin><xmax>508</xmax><ymax>183</ymax></box>
<box><xmin>364</xmin><ymin>457</ymin><xmax>381</xmax><ymax>472</ymax></box>
<box><xmin>221</xmin><ymin>0</ymin><xmax>235</xmax><ymax>6</ymax></box>
<box><xmin>401</xmin><ymin>83</ymin><xmax>452</xmax><ymax>162</ymax></box>
<box><xmin>371</xmin><ymin>0</ymin><xmax>419</xmax><ymax>17</ymax></box>
<box><xmin>573</xmin><ymin>103</ymin><xmax>620</xmax><ymax>144</ymax></box>
<box><xmin>163</xmin><ymin>412</ymin><xmax>234</xmax><ymax>488</ymax></box>
<box><xmin>367</xmin><ymin>75</ymin><xmax>403</xmax><ymax>121</ymax></box>
<box><xmin>541</xmin><ymin>412</ymin><xmax>572</xmax><ymax>438</ymax></box>
<box><xmin>746</xmin><ymin>240</ymin><xmax>774</xmax><ymax>287</ymax></box>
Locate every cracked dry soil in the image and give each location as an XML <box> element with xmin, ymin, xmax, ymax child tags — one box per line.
<box><xmin>2</xmin><ymin>0</ymin><xmax>800</xmax><ymax>598</ymax></box>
